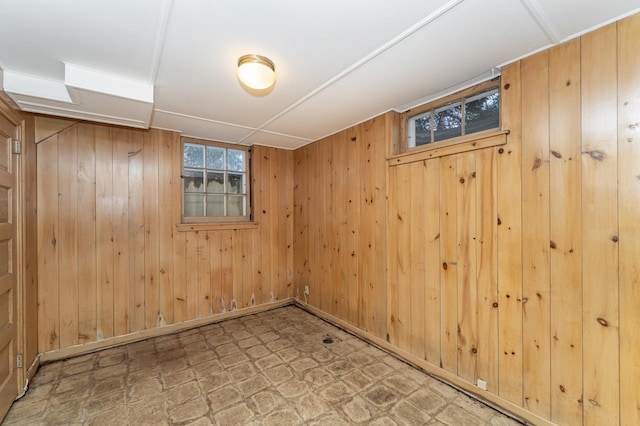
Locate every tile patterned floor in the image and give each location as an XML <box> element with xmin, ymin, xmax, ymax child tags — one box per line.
<box><xmin>4</xmin><ymin>306</ymin><xmax>522</xmax><ymax>425</ymax></box>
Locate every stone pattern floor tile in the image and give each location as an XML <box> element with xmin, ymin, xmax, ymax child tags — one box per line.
<box><xmin>4</xmin><ymin>306</ymin><xmax>523</xmax><ymax>425</ymax></box>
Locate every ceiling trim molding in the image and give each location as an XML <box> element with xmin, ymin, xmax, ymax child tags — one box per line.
<box><xmin>518</xmin><ymin>0</ymin><xmax>561</xmax><ymax>44</ymax></box>
<box><xmin>17</xmin><ymin>100</ymin><xmax>148</xmax><ymax>127</ymax></box>
<box><xmin>153</xmin><ymin>108</ymin><xmax>256</xmax><ymax>130</ymax></box>
<box><xmin>237</xmin><ymin>0</ymin><xmax>466</xmax><ymax>144</ymax></box>
<box><xmin>149</xmin><ymin>0</ymin><xmax>174</xmax><ymax>83</ymax></box>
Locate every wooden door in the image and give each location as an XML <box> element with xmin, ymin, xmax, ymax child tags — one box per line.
<box><xmin>0</xmin><ymin>112</ymin><xmax>18</xmax><ymax>420</ymax></box>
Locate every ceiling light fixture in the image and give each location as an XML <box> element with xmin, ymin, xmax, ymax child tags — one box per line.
<box><xmin>237</xmin><ymin>54</ymin><xmax>276</xmax><ymax>90</ymax></box>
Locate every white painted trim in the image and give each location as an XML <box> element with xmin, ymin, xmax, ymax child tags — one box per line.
<box><xmin>518</xmin><ymin>0</ymin><xmax>561</xmax><ymax>44</ymax></box>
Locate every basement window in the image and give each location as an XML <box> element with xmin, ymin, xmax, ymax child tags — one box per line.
<box><xmin>406</xmin><ymin>82</ymin><xmax>500</xmax><ymax>150</ymax></box>
<box><xmin>182</xmin><ymin>138</ymin><xmax>251</xmax><ymax>223</ymax></box>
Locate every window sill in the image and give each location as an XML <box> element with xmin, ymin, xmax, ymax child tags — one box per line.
<box><xmin>388</xmin><ymin>129</ymin><xmax>509</xmax><ymax>167</ymax></box>
<box><xmin>176</xmin><ymin>222</ymin><xmax>259</xmax><ymax>232</ymax></box>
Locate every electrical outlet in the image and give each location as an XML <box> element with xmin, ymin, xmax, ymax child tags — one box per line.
<box><xmin>304</xmin><ymin>285</ymin><xmax>310</xmax><ymax>295</ymax></box>
<box><xmin>477</xmin><ymin>379</ymin><xmax>487</xmax><ymax>390</ymax></box>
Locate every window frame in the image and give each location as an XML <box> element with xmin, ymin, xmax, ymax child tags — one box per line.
<box><xmin>180</xmin><ymin>137</ymin><xmax>252</xmax><ymax>224</ymax></box>
<box><xmin>401</xmin><ymin>78</ymin><xmax>501</xmax><ymax>155</ymax></box>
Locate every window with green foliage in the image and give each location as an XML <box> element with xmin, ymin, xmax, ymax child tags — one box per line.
<box><xmin>407</xmin><ymin>84</ymin><xmax>500</xmax><ymax>149</ymax></box>
<box><xmin>182</xmin><ymin>139</ymin><xmax>251</xmax><ymax>223</ymax></box>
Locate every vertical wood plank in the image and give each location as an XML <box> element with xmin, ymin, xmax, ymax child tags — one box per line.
<box><xmin>220</xmin><ymin>230</ymin><xmax>233</xmax><ymax>311</ymax></box>
<box><xmin>112</xmin><ymin>128</ymin><xmax>130</xmax><ymax>336</ymax></box>
<box><xmin>293</xmin><ymin>147</ymin><xmax>308</xmax><ymax>302</ymax></box>
<box><xmin>439</xmin><ymin>154</ymin><xmax>458</xmax><ymax>374</ymax></box>
<box><xmin>346</xmin><ymin>129</ymin><xmax>360</xmax><ymax>326</ymax></box>
<box><xmin>475</xmin><ymin>148</ymin><xmax>499</xmax><ymax>393</ymax></box>
<box><xmin>617</xmin><ymin>13</ymin><xmax>640</xmax><ymax>426</ymax></box>
<box><xmin>318</xmin><ymin>140</ymin><xmax>331</xmax><ymax>314</ymax></box>
<box><xmin>456</xmin><ymin>151</ymin><xmax>478</xmax><ymax>383</ymax></box>
<box><xmin>386</xmin><ymin>164</ymin><xmax>399</xmax><ymax>346</ymax></box>
<box><xmin>143</xmin><ymin>131</ymin><xmax>160</xmax><ymax>329</ymax></box>
<box><xmin>128</xmin><ymin>130</ymin><xmax>145</xmax><ymax>332</ymax></box>
<box><xmin>581</xmin><ymin>24</ymin><xmax>619</xmax><ymax>426</ymax></box>
<box><xmin>95</xmin><ymin>125</ymin><xmax>114</xmax><ymax>340</ymax></box>
<box><xmin>497</xmin><ymin>62</ymin><xmax>524</xmax><ymax>405</ymax></box>
<box><xmin>58</xmin><ymin>126</ymin><xmax>79</xmax><ymax>347</ymax></box>
<box><xmin>548</xmin><ymin>37</ymin><xmax>583</xmax><ymax>426</ymax></box>
<box><xmin>198</xmin><ymin>231</ymin><xmax>211</xmax><ymax>316</ymax></box>
<box><xmin>37</xmin><ymin>135</ymin><xmax>59</xmax><ymax>351</ymax></box>
<box><xmin>257</xmin><ymin>147</ymin><xmax>272</xmax><ymax>304</ymax></box>
<box><xmin>395</xmin><ymin>163</ymin><xmax>411</xmax><ymax>352</ymax></box>
<box><xmin>209</xmin><ymin>231</ymin><xmax>223</xmax><ymax>314</ymax></box>
<box><xmin>76</xmin><ymin>124</ymin><xmax>97</xmax><ymax>343</ymax></box>
<box><xmin>172</xmin><ymin>136</ymin><xmax>187</xmax><ymax>322</ymax></box>
<box><xmin>241</xmin><ymin>231</ymin><xmax>253</xmax><ymax>308</ymax></box>
<box><xmin>423</xmin><ymin>158</ymin><xmax>441</xmax><ymax>365</ymax></box>
<box><xmin>374</xmin><ymin>115</ymin><xmax>389</xmax><ymax>339</ymax></box>
<box><xmin>358</xmin><ymin>122</ymin><xmax>373</xmax><ymax>331</ymax></box>
<box><xmin>283</xmin><ymin>149</ymin><xmax>294</xmax><ymax>299</ymax></box>
<box><xmin>332</xmin><ymin>134</ymin><xmax>348</xmax><ymax>318</ymax></box>
<box><xmin>185</xmin><ymin>232</ymin><xmax>199</xmax><ymax>318</ymax></box>
<box><xmin>520</xmin><ymin>51</ymin><xmax>551</xmax><ymax>417</ymax></box>
<box><xmin>409</xmin><ymin>161</ymin><xmax>425</xmax><ymax>360</ymax></box>
<box><xmin>269</xmin><ymin>149</ymin><xmax>280</xmax><ymax>303</ymax></box>
<box><xmin>158</xmin><ymin>131</ymin><xmax>176</xmax><ymax>326</ymax></box>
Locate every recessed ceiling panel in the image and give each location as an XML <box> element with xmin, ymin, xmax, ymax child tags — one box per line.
<box><xmin>264</xmin><ymin>0</ymin><xmax>548</xmax><ymax>140</ymax></box>
<box><xmin>153</xmin><ymin>0</ymin><xmax>457</xmax><ymax>127</ymax></box>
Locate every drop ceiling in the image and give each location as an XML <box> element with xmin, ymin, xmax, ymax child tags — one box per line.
<box><xmin>0</xmin><ymin>0</ymin><xmax>638</xmax><ymax>149</ymax></box>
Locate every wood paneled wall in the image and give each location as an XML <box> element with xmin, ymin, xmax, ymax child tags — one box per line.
<box><xmin>36</xmin><ymin>123</ymin><xmax>293</xmax><ymax>352</ymax></box>
<box><xmin>293</xmin><ymin>14</ymin><xmax>640</xmax><ymax>426</ymax></box>
<box><xmin>293</xmin><ymin>114</ymin><xmax>390</xmax><ymax>339</ymax></box>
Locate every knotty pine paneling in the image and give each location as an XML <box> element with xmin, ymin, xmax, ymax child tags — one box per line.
<box><xmin>293</xmin><ymin>114</ymin><xmax>389</xmax><ymax>340</ymax></box>
<box><xmin>293</xmin><ymin>13</ymin><xmax>640</xmax><ymax>426</ymax></box>
<box><xmin>36</xmin><ymin>124</ymin><xmax>293</xmax><ymax>351</ymax></box>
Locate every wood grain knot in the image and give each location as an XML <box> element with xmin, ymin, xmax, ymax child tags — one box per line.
<box><xmin>550</xmin><ymin>240</ymin><xmax>557</xmax><ymax>249</ymax></box>
<box><xmin>597</xmin><ymin>317</ymin><xmax>608</xmax><ymax>327</ymax></box>
<box><xmin>492</xmin><ymin>302</ymin><xmax>499</xmax><ymax>308</ymax></box>
<box><xmin>551</xmin><ymin>150</ymin><xmax>562</xmax><ymax>159</ymax></box>
<box><xmin>611</xmin><ymin>235</ymin><xmax>619</xmax><ymax>243</ymax></box>
<box><xmin>498</xmin><ymin>148</ymin><xmax>504</xmax><ymax>154</ymax></box>
<box><xmin>51</xmin><ymin>238</ymin><xmax>57</xmax><ymax>245</ymax></box>
<box><xmin>559</xmin><ymin>385</ymin><xmax>566</xmax><ymax>393</ymax></box>
<box><xmin>442</xmin><ymin>262</ymin><xmax>448</xmax><ymax>270</ymax></box>
<box><xmin>566</xmin><ymin>80</ymin><xmax>571</xmax><ymax>86</ymax></box>
<box><xmin>471</xmin><ymin>347</ymin><xmax>477</xmax><ymax>354</ymax></box>
<box><xmin>504</xmin><ymin>83</ymin><xmax>510</xmax><ymax>90</ymax></box>
<box><xmin>459</xmin><ymin>178</ymin><xmax>465</xmax><ymax>184</ymax></box>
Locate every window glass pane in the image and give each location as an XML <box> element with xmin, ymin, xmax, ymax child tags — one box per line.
<box><xmin>183</xmin><ymin>169</ymin><xmax>205</xmax><ymax>192</ymax></box>
<box><xmin>413</xmin><ymin>113</ymin><xmax>432</xmax><ymax>146</ymax></box>
<box><xmin>207</xmin><ymin>146</ymin><xmax>225</xmax><ymax>170</ymax></box>
<box><xmin>206</xmin><ymin>195</ymin><xmax>225</xmax><ymax>216</ymax></box>
<box><xmin>434</xmin><ymin>102</ymin><xmax>462</xmax><ymax>142</ymax></box>
<box><xmin>184</xmin><ymin>193</ymin><xmax>205</xmax><ymax>217</ymax></box>
<box><xmin>207</xmin><ymin>171</ymin><xmax>225</xmax><ymax>193</ymax></box>
<box><xmin>184</xmin><ymin>144</ymin><xmax>205</xmax><ymax>168</ymax></box>
<box><xmin>227</xmin><ymin>195</ymin><xmax>245</xmax><ymax>216</ymax></box>
<box><xmin>465</xmin><ymin>89</ymin><xmax>500</xmax><ymax>134</ymax></box>
<box><xmin>227</xmin><ymin>173</ymin><xmax>245</xmax><ymax>194</ymax></box>
<box><xmin>227</xmin><ymin>149</ymin><xmax>245</xmax><ymax>172</ymax></box>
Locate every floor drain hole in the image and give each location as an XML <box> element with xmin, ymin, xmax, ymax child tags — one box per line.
<box><xmin>323</xmin><ymin>336</ymin><xmax>334</xmax><ymax>344</ymax></box>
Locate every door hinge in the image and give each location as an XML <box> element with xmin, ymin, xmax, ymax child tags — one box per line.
<box><xmin>16</xmin><ymin>354</ymin><xmax>23</xmax><ymax>368</ymax></box>
<box><xmin>13</xmin><ymin>140</ymin><xmax>21</xmax><ymax>155</ymax></box>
